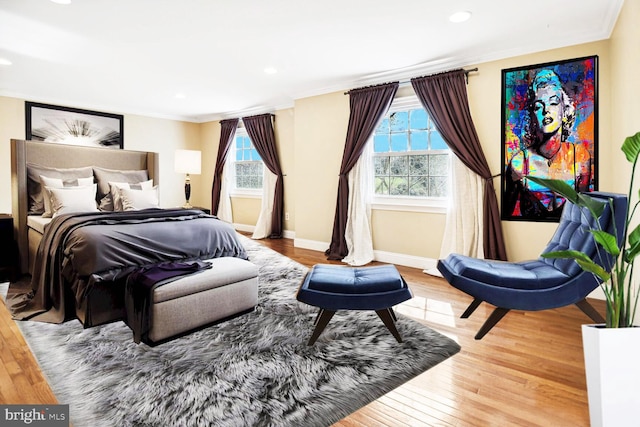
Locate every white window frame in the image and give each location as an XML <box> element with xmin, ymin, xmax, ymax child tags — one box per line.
<box><xmin>228</xmin><ymin>127</ymin><xmax>263</xmax><ymax>199</ymax></box>
<box><xmin>370</xmin><ymin>95</ymin><xmax>450</xmax><ymax>214</ymax></box>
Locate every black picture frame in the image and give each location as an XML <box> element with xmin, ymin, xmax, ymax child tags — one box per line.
<box><xmin>501</xmin><ymin>55</ymin><xmax>598</xmax><ymax>222</ymax></box>
<box><xmin>25</xmin><ymin>101</ymin><xmax>124</xmax><ymax>149</ymax></box>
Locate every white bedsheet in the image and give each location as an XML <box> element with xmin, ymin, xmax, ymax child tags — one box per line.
<box><xmin>27</xmin><ymin>215</ymin><xmax>52</xmax><ymax>235</ymax></box>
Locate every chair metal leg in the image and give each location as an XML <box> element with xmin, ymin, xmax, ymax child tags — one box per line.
<box><xmin>575</xmin><ymin>299</ymin><xmax>605</xmax><ymax>323</ymax></box>
<box><xmin>475</xmin><ymin>307</ymin><xmax>510</xmax><ymax>340</ymax></box>
<box><xmin>308</xmin><ymin>309</ymin><xmax>336</xmax><ymax>345</ymax></box>
<box><xmin>461</xmin><ymin>298</ymin><xmax>483</xmax><ymax>318</ymax></box>
<box><xmin>376</xmin><ymin>308</ymin><xmax>403</xmax><ymax>343</ymax></box>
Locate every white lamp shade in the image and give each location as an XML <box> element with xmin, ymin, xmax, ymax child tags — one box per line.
<box><xmin>174</xmin><ymin>149</ymin><xmax>201</xmax><ymax>175</ymax></box>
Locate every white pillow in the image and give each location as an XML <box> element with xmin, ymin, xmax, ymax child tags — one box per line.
<box><xmin>109</xmin><ymin>179</ymin><xmax>154</xmax><ymax>211</ymax></box>
<box><xmin>48</xmin><ymin>184</ymin><xmax>99</xmax><ymax>217</ymax></box>
<box><xmin>118</xmin><ymin>186</ymin><xmax>159</xmax><ymax>211</ymax></box>
<box><xmin>40</xmin><ymin>175</ymin><xmax>94</xmax><ymax>218</ymax></box>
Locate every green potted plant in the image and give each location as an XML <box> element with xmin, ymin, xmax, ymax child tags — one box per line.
<box><xmin>528</xmin><ymin>131</ymin><xmax>640</xmax><ymax>427</ymax></box>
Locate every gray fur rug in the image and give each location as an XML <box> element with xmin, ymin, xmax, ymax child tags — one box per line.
<box><xmin>1</xmin><ymin>236</ymin><xmax>460</xmax><ymax>427</ymax></box>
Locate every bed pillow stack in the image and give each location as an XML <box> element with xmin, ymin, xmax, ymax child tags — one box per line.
<box><xmin>40</xmin><ymin>175</ymin><xmax>96</xmax><ymax>218</ymax></box>
<box><xmin>93</xmin><ymin>166</ymin><xmax>151</xmax><ymax>211</ymax></box>
<box><xmin>108</xmin><ymin>180</ymin><xmax>156</xmax><ymax>211</ymax></box>
<box><xmin>26</xmin><ymin>164</ymin><xmax>158</xmax><ymax>215</ymax></box>
<box><xmin>118</xmin><ymin>186</ymin><xmax>160</xmax><ymax>210</ymax></box>
<box><xmin>47</xmin><ymin>184</ymin><xmax>100</xmax><ymax>217</ymax></box>
<box><xmin>26</xmin><ymin>163</ymin><xmax>94</xmax><ymax>215</ymax></box>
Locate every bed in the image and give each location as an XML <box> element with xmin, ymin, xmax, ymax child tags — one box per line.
<box><xmin>8</xmin><ymin>139</ymin><xmax>248</xmax><ymax>329</ymax></box>
<box><xmin>11</xmin><ymin>139</ymin><xmax>159</xmax><ymax>275</ymax></box>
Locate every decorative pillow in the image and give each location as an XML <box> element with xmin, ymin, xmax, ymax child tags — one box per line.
<box><xmin>118</xmin><ymin>186</ymin><xmax>159</xmax><ymax>211</ymax></box>
<box><xmin>27</xmin><ymin>163</ymin><xmax>94</xmax><ymax>215</ymax></box>
<box><xmin>40</xmin><ymin>175</ymin><xmax>94</xmax><ymax>218</ymax></box>
<box><xmin>108</xmin><ymin>180</ymin><xmax>154</xmax><ymax>211</ymax></box>
<box><xmin>48</xmin><ymin>184</ymin><xmax>99</xmax><ymax>217</ymax></box>
<box><xmin>93</xmin><ymin>166</ymin><xmax>149</xmax><ymax>211</ymax></box>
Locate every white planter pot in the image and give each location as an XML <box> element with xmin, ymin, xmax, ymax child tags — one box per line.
<box><xmin>582</xmin><ymin>324</ymin><xmax>640</xmax><ymax>427</ymax></box>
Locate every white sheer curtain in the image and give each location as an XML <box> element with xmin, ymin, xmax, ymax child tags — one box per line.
<box><xmin>217</xmin><ymin>163</ymin><xmax>233</xmax><ymax>223</ymax></box>
<box><xmin>342</xmin><ymin>146</ymin><xmax>374</xmax><ymax>266</ymax></box>
<box><xmin>252</xmin><ymin>167</ymin><xmax>277</xmax><ymax>239</ymax></box>
<box><xmin>425</xmin><ymin>155</ymin><xmax>484</xmax><ymax>276</ymax></box>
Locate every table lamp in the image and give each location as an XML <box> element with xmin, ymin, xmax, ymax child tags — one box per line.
<box><xmin>174</xmin><ymin>149</ymin><xmax>201</xmax><ymax>208</ymax></box>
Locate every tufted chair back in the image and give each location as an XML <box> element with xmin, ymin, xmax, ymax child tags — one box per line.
<box><xmin>540</xmin><ymin>192</ymin><xmax>627</xmax><ymax>276</ymax></box>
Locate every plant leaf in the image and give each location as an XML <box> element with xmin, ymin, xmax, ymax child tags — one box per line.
<box><xmin>625</xmin><ymin>223</ymin><xmax>640</xmax><ymax>262</ymax></box>
<box><xmin>577</xmin><ymin>193</ymin><xmax>607</xmax><ymax>218</ymax></box>
<box><xmin>541</xmin><ymin>249</ymin><xmax>593</xmax><ymax>263</ymax></box>
<box><xmin>591</xmin><ymin>230</ymin><xmax>620</xmax><ymax>257</ymax></box>
<box><xmin>622</xmin><ymin>131</ymin><xmax>640</xmax><ymax>163</ymax></box>
<box><xmin>575</xmin><ymin>259</ymin><xmax>611</xmax><ymax>282</ymax></box>
<box><xmin>542</xmin><ymin>250</ymin><xmax>611</xmax><ymax>282</ymax></box>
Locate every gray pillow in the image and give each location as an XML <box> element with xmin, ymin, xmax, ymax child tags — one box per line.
<box><xmin>27</xmin><ymin>163</ymin><xmax>94</xmax><ymax>215</ymax></box>
<box><xmin>93</xmin><ymin>166</ymin><xmax>149</xmax><ymax>211</ymax></box>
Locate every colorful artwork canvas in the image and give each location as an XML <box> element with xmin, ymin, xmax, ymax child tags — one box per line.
<box><xmin>501</xmin><ymin>56</ymin><xmax>598</xmax><ymax>221</ymax></box>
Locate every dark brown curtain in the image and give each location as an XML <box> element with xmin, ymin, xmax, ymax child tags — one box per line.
<box><xmin>325</xmin><ymin>82</ymin><xmax>399</xmax><ymax>260</ymax></box>
<box><xmin>211</xmin><ymin>118</ymin><xmax>239</xmax><ymax>216</ymax></box>
<box><xmin>242</xmin><ymin>113</ymin><xmax>284</xmax><ymax>238</ymax></box>
<box><xmin>411</xmin><ymin>69</ymin><xmax>507</xmax><ymax>260</ymax></box>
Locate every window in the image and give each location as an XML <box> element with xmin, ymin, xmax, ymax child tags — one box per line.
<box><xmin>230</xmin><ymin>129</ymin><xmax>263</xmax><ymax>194</ymax></box>
<box><xmin>371</xmin><ymin>97</ymin><xmax>450</xmax><ymax>211</ymax></box>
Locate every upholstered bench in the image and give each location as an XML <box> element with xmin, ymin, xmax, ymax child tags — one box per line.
<box><xmin>296</xmin><ymin>264</ymin><xmax>413</xmax><ymax>345</ymax></box>
<box><xmin>145</xmin><ymin>256</ymin><xmax>258</xmax><ymax>344</ymax></box>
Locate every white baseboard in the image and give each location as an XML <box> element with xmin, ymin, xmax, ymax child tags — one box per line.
<box><xmin>233</xmin><ymin>223</ymin><xmax>255</xmax><ymax>234</ymax></box>
<box><xmin>293</xmin><ymin>238</ymin><xmax>329</xmax><ymax>253</ymax></box>
<box><xmin>237</xmin><ymin>225</ymin><xmax>437</xmax><ymax>270</ymax></box>
<box><xmin>234</xmin><ymin>223</ymin><xmax>295</xmax><ymax>240</ymax></box>
<box><xmin>373</xmin><ymin>249</ymin><xmax>437</xmax><ymax>270</ymax></box>
<box><xmin>293</xmin><ymin>237</ymin><xmax>437</xmax><ymax>270</ymax></box>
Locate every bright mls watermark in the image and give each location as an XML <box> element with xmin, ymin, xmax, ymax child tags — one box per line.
<box><xmin>1</xmin><ymin>405</ymin><xmax>69</xmax><ymax>426</ymax></box>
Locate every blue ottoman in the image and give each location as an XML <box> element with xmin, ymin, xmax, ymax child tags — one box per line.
<box><xmin>296</xmin><ymin>264</ymin><xmax>413</xmax><ymax>345</ymax></box>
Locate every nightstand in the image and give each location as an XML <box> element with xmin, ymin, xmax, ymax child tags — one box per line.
<box><xmin>192</xmin><ymin>206</ymin><xmax>211</xmax><ymax>215</ymax></box>
<box><xmin>0</xmin><ymin>214</ymin><xmax>19</xmax><ymax>282</ymax></box>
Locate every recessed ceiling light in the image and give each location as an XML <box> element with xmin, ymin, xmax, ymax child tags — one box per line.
<box><xmin>175</xmin><ymin>93</ymin><xmax>186</xmax><ymax>99</ymax></box>
<box><xmin>449</xmin><ymin>11</ymin><xmax>472</xmax><ymax>23</ymax></box>
<box><xmin>51</xmin><ymin>0</ymin><xmax>72</xmax><ymax>4</ymax></box>
<box><xmin>264</xmin><ymin>67</ymin><xmax>278</xmax><ymax>75</ymax></box>
<box><xmin>0</xmin><ymin>58</ymin><xmax>12</xmax><ymax>66</ymax></box>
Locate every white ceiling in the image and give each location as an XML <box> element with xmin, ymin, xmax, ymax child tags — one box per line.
<box><xmin>0</xmin><ymin>0</ymin><xmax>624</xmax><ymax>123</ymax></box>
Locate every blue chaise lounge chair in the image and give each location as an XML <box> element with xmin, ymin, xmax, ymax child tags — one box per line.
<box><xmin>437</xmin><ymin>192</ymin><xmax>627</xmax><ymax>339</ymax></box>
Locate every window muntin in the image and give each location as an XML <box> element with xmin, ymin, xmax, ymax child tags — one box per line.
<box><xmin>373</xmin><ymin>106</ymin><xmax>450</xmax><ymax>199</ymax></box>
<box><xmin>232</xmin><ymin>131</ymin><xmax>263</xmax><ymax>191</ymax></box>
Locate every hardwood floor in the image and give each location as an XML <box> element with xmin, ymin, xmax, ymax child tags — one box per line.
<box><xmin>0</xmin><ymin>236</ymin><xmax>599</xmax><ymax>426</ymax></box>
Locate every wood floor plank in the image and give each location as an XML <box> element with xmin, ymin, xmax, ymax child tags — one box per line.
<box><xmin>0</xmin><ymin>234</ymin><xmax>597</xmax><ymax>426</ymax></box>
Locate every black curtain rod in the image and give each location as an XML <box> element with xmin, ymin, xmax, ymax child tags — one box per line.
<box><xmin>401</xmin><ymin>67</ymin><xmax>478</xmax><ymax>85</ymax></box>
<box><xmin>242</xmin><ymin>113</ymin><xmax>275</xmax><ymax>119</ymax></box>
<box><xmin>345</xmin><ymin>67</ymin><xmax>479</xmax><ymax>94</ymax></box>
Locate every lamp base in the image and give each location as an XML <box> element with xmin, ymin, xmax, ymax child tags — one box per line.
<box><xmin>183</xmin><ymin>178</ymin><xmax>192</xmax><ymax>209</ymax></box>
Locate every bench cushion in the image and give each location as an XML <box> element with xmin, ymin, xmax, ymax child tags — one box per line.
<box><xmin>297</xmin><ymin>264</ymin><xmax>412</xmax><ymax>311</ymax></box>
<box><xmin>306</xmin><ymin>264</ymin><xmax>405</xmax><ymax>294</ymax></box>
<box><xmin>153</xmin><ymin>257</ymin><xmax>258</xmax><ymax>303</ymax></box>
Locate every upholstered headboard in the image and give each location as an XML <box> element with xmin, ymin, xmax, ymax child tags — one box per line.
<box><xmin>10</xmin><ymin>139</ymin><xmax>159</xmax><ymax>274</ymax></box>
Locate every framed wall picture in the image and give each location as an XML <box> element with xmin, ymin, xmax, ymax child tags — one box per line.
<box><xmin>501</xmin><ymin>55</ymin><xmax>598</xmax><ymax>222</ymax></box>
<box><xmin>26</xmin><ymin>101</ymin><xmax>124</xmax><ymax>149</ymax></box>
